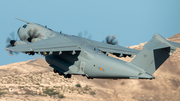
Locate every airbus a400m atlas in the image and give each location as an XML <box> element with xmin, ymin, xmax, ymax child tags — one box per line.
<box><xmin>5</xmin><ymin>18</ymin><xmax>180</xmax><ymax>79</ymax></box>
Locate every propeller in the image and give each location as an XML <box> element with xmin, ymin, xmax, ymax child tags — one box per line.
<box><xmin>5</xmin><ymin>32</ymin><xmax>20</xmax><ymax>56</ymax></box>
<box><xmin>27</xmin><ymin>29</ymin><xmax>41</xmax><ymax>42</ymax></box>
<box><xmin>103</xmin><ymin>35</ymin><xmax>119</xmax><ymax>45</ymax></box>
<box><xmin>78</xmin><ymin>30</ymin><xmax>92</xmax><ymax>39</ymax></box>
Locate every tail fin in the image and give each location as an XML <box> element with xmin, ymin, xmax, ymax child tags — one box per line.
<box><xmin>130</xmin><ymin>34</ymin><xmax>178</xmax><ymax>74</ymax></box>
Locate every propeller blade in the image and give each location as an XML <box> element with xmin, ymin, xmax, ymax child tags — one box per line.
<box><xmin>78</xmin><ymin>31</ymin><xmax>83</xmax><ymax>37</ymax></box>
<box><xmin>78</xmin><ymin>30</ymin><xmax>92</xmax><ymax>39</ymax></box>
<box><xmin>103</xmin><ymin>35</ymin><xmax>119</xmax><ymax>45</ymax></box>
<box><xmin>34</xmin><ymin>33</ymin><xmax>40</xmax><ymax>38</ymax></box>
<box><xmin>105</xmin><ymin>35</ymin><xmax>110</xmax><ymax>44</ymax></box>
<box><xmin>110</xmin><ymin>37</ymin><xmax>114</xmax><ymax>44</ymax></box>
<box><xmin>5</xmin><ymin>32</ymin><xmax>20</xmax><ymax>56</ymax></box>
<box><xmin>15</xmin><ymin>52</ymin><xmax>20</xmax><ymax>55</ymax></box>
<box><xmin>6</xmin><ymin>44</ymin><xmax>11</xmax><ymax>48</ymax></box>
<box><xmin>9</xmin><ymin>50</ymin><xmax>14</xmax><ymax>56</ymax></box>
<box><xmin>111</xmin><ymin>35</ymin><xmax>116</xmax><ymax>41</ymax></box>
<box><xmin>10</xmin><ymin>32</ymin><xmax>15</xmax><ymax>40</ymax></box>
<box><xmin>113</xmin><ymin>40</ymin><xmax>119</xmax><ymax>45</ymax></box>
<box><xmin>84</xmin><ymin>30</ymin><xmax>88</xmax><ymax>37</ymax></box>
<box><xmin>6</xmin><ymin>37</ymin><xmax>11</xmax><ymax>44</ymax></box>
<box><xmin>27</xmin><ymin>29</ymin><xmax>32</xmax><ymax>37</ymax></box>
<box><xmin>33</xmin><ymin>29</ymin><xmax>38</xmax><ymax>37</ymax></box>
<box><xmin>87</xmin><ymin>33</ymin><xmax>92</xmax><ymax>39</ymax></box>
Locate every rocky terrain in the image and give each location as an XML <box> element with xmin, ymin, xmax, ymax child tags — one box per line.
<box><xmin>0</xmin><ymin>34</ymin><xmax>180</xmax><ymax>101</ymax></box>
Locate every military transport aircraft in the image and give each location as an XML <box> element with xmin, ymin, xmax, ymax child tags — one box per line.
<box><xmin>5</xmin><ymin>18</ymin><xmax>180</xmax><ymax>79</ymax></box>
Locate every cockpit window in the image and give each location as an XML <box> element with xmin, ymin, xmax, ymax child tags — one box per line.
<box><xmin>23</xmin><ymin>24</ymin><xmax>27</xmax><ymax>28</ymax></box>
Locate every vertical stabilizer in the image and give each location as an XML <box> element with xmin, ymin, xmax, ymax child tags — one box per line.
<box><xmin>130</xmin><ymin>34</ymin><xmax>177</xmax><ymax>74</ymax></box>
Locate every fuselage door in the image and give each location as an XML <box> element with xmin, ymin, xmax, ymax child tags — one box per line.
<box><xmin>80</xmin><ymin>62</ymin><xmax>85</xmax><ymax>72</ymax></box>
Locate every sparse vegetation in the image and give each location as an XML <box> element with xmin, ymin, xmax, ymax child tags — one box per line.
<box><xmin>0</xmin><ymin>65</ymin><xmax>97</xmax><ymax>98</ymax></box>
<box><xmin>19</xmin><ymin>86</ymin><xmax>24</xmax><ymax>89</ymax></box>
<box><xmin>83</xmin><ymin>85</ymin><xmax>91</xmax><ymax>91</ymax></box>
<box><xmin>13</xmin><ymin>91</ymin><xmax>18</xmax><ymax>95</ymax></box>
<box><xmin>89</xmin><ymin>91</ymin><xmax>96</xmax><ymax>95</ymax></box>
<box><xmin>83</xmin><ymin>91</ymin><xmax>86</xmax><ymax>94</ymax></box>
<box><xmin>75</xmin><ymin>83</ymin><xmax>81</xmax><ymax>88</ymax></box>
<box><xmin>69</xmin><ymin>87</ymin><xmax>75</xmax><ymax>92</ymax></box>
<box><xmin>0</xmin><ymin>92</ymin><xmax>4</xmax><ymax>96</ymax></box>
<box><xmin>43</xmin><ymin>87</ymin><xmax>59</xmax><ymax>96</ymax></box>
<box><xmin>25</xmin><ymin>89</ymin><xmax>37</xmax><ymax>95</ymax></box>
<box><xmin>78</xmin><ymin>91</ymin><xmax>81</xmax><ymax>94</ymax></box>
<box><xmin>121</xmin><ymin>81</ymin><xmax>125</xmax><ymax>85</ymax></box>
<box><xmin>58</xmin><ymin>94</ymin><xmax>65</xmax><ymax>98</ymax></box>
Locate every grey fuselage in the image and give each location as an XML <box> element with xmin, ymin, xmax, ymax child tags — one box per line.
<box><xmin>45</xmin><ymin>35</ymin><xmax>152</xmax><ymax>79</ymax></box>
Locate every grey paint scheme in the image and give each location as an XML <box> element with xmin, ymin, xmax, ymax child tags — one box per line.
<box><xmin>6</xmin><ymin>20</ymin><xmax>180</xmax><ymax>79</ymax></box>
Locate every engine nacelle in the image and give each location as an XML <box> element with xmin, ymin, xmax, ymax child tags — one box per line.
<box><xmin>14</xmin><ymin>41</ymin><xmax>27</xmax><ymax>46</ymax></box>
<box><xmin>31</xmin><ymin>38</ymin><xmax>43</xmax><ymax>42</ymax></box>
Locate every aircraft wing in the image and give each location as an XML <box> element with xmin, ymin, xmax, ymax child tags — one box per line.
<box><xmin>6</xmin><ymin>35</ymin><xmax>80</xmax><ymax>52</ymax></box>
<box><xmin>91</xmin><ymin>40</ymin><xmax>139</xmax><ymax>55</ymax></box>
<box><xmin>6</xmin><ymin>35</ymin><xmax>139</xmax><ymax>56</ymax></box>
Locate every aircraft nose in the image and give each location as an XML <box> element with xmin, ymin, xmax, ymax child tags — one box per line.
<box><xmin>17</xmin><ymin>27</ymin><xmax>21</xmax><ymax>34</ymax></box>
<box><xmin>17</xmin><ymin>26</ymin><xmax>27</xmax><ymax>41</ymax></box>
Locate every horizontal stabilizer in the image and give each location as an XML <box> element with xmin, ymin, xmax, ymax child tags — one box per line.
<box><xmin>130</xmin><ymin>34</ymin><xmax>178</xmax><ymax>74</ymax></box>
<box><xmin>168</xmin><ymin>41</ymin><xmax>180</xmax><ymax>48</ymax></box>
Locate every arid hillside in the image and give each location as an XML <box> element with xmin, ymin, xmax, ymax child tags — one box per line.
<box><xmin>0</xmin><ymin>34</ymin><xmax>180</xmax><ymax>101</ymax></box>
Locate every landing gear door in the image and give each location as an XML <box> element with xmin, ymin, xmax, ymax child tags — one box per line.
<box><xmin>80</xmin><ymin>62</ymin><xmax>85</xmax><ymax>72</ymax></box>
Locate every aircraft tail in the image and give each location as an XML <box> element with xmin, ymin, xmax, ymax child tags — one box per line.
<box><xmin>130</xmin><ymin>34</ymin><xmax>179</xmax><ymax>74</ymax></box>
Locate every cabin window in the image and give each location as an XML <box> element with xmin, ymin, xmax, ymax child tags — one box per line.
<box><xmin>23</xmin><ymin>24</ymin><xmax>27</xmax><ymax>28</ymax></box>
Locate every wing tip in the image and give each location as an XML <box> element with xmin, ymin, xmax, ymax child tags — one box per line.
<box><xmin>5</xmin><ymin>47</ymin><xmax>13</xmax><ymax>51</ymax></box>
